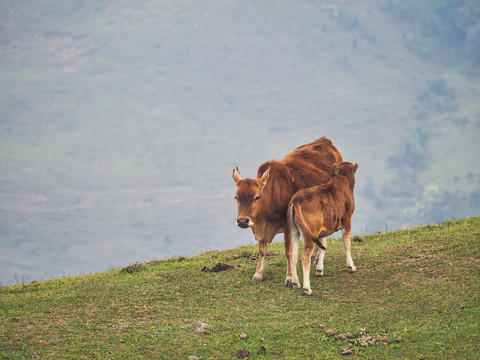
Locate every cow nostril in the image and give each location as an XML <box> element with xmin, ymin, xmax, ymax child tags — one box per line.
<box><xmin>237</xmin><ymin>218</ymin><xmax>250</xmax><ymax>228</ymax></box>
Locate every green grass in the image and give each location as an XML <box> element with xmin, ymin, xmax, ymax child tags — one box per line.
<box><xmin>1</xmin><ymin>217</ymin><xmax>479</xmax><ymax>359</ymax></box>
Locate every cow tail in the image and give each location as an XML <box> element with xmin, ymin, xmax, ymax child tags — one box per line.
<box><xmin>291</xmin><ymin>205</ymin><xmax>302</xmax><ymax>240</ymax></box>
<box><xmin>291</xmin><ymin>202</ymin><xmax>327</xmax><ymax>251</ymax></box>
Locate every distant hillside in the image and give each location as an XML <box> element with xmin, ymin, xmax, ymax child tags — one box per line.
<box><xmin>0</xmin><ymin>0</ymin><xmax>479</xmax><ymax>285</ymax></box>
<box><xmin>1</xmin><ymin>217</ymin><xmax>479</xmax><ymax>358</ymax></box>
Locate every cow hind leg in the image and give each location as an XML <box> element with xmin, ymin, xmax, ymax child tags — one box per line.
<box><xmin>284</xmin><ymin>222</ymin><xmax>300</xmax><ymax>288</ymax></box>
<box><xmin>302</xmin><ymin>239</ymin><xmax>316</xmax><ymax>295</ymax></box>
<box><xmin>342</xmin><ymin>225</ymin><xmax>356</xmax><ymax>273</ymax></box>
<box><xmin>311</xmin><ymin>245</ymin><xmax>320</xmax><ymax>265</ymax></box>
<box><xmin>314</xmin><ymin>237</ymin><xmax>327</xmax><ymax>277</ymax></box>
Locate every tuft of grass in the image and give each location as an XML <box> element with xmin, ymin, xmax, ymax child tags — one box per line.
<box><xmin>1</xmin><ymin>217</ymin><xmax>479</xmax><ymax>359</ymax></box>
<box><xmin>120</xmin><ymin>262</ymin><xmax>146</xmax><ymax>274</ymax></box>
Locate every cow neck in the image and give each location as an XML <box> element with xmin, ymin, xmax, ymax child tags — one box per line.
<box><xmin>252</xmin><ymin>164</ymin><xmax>296</xmax><ymax>241</ymax></box>
<box><xmin>291</xmin><ymin>173</ymin><xmax>300</xmax><ymax>193</ymax></box>
<box><xmin>343</xmin><ymin>174</ymin><xmax>355</xmax><ymax>194</ymax></box>
<box><xmin>333</xmin><ymin>175</ymin><xmax>355</xmax><ymax>194</ymax></box>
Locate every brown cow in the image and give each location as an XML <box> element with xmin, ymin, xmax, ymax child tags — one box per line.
<box><xmin>286</xmin><ymin>162</ymin><xmax>358</xmax><ymax>295</ymax></box>
<box><xmin>232</xmin><ymin>137</ymin><xmax>343</xmax><ymax>283</ymax></box>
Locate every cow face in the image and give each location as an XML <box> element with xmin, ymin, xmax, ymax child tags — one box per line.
<box><xmin>334</xmin><ymin>162</ymin><xmax>359</xmax><ymax>191</ymax></box>
<box><xmin>334</xmin><ymin>162</ymin><xmax>358</xmax><ymax>175</ymax></box>
<box><xmin>232</xmin><ymin>167</ymin><xmax>270</xmax><ymax>228</ymax></box>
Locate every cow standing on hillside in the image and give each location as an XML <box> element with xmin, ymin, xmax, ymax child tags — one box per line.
<box><xmin>287</xmin><ymin>162</ymin><xmax>358</xmax><ymax>295</ymax></box>
<box><xmin>232</xmin><ymin>137</ymin><xmax>343</xmax><ymax>285</ymax></box>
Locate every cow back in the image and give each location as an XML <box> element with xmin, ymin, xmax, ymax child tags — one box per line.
<box><xmin>255</xmin><ymin>137</ymin><xmax>343</xmax><ymax>230</ymax></box>
<box><xmin>282</xmin><ymin>137</ymin><xmax>343</xmax><ymax>189</ymax></box>
<box><xmin>290</xmin><ymin>175</ymin><xmax>355</xmax><ymax>236</ymax></box>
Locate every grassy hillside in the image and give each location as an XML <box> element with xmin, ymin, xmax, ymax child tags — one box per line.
<box><xmin>1</xmin><ymin>217</ymin><xmax>479</xmax><ymax>359</ymax></box>
<box><xmin>1</xmin><ymin>0</ymin><xmax>479</xmax><ymax>285</ymax></box>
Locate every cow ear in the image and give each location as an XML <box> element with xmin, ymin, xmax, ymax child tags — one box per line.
<box><xmin>353</xmin><ymin>163</ymin><xmax>359</xmax><ymax>174</ymax></box>
<box><xmin>232</xmin><ymin>167</ymin><xmax>242</xmax><ymax>184</ymax></box>
<box><xmin>259</xmin><ymin>167</ymin><xmax>270</xmax><ymax>189</ymax></box>
<box><xmin>334</xmin><ymin>163</ymin><xmax>340</xmax><ymax>176</ymax></box>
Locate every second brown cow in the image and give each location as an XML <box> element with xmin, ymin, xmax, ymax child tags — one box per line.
<box><xmin>286</xmin><ymin>162</ymin><xmax>358</xmax><ymax>295</ymax></box>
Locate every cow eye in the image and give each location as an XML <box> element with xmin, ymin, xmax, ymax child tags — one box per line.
<box><xmin>234</xmin><ymin>195</ymin><xmax>239</xmax><ymax>201</ymax></box>
<box><xmin>254</xmin><ymin>195</ymin><xmax>261</xmax><ymax>201</ymax></box>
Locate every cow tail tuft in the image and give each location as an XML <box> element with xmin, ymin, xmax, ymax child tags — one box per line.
<box><xmin>314</xmin><ymin>231</ymin><xmax>327</xmax><ymax>250</ymax></box>
<box><xmin>312</xmin><ymin>235</ymin><xmax>327</xmax><ymax>251</ymax></box>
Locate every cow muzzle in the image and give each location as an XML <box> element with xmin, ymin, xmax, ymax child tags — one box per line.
<box><xmin>236</xmin><ymin>217</ymin><xmax>254</xmax><ymax>228</ymax></box>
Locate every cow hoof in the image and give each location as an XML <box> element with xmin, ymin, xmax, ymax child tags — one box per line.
<box><xmin>252</xmin><ymin>274</ymin><xmax>263</xmax><ymax>282</ymax></box>
<box><xmin>303</xmin><ymin>288</ymin><xmax>313</xmax><ymax>296</ymax></box>
<box><xmin>285</xmin><ymin>279</ymin><xmax>300</xmax><ymax>288</ymax></box>
<box><xmin>348</xmin><ymin>266</ymin><xmax>357</xmax><ymax>273</ymax></box>
<box><xmin>315</xmin><ymin>270</ymin><xmax>324</xmax><ymax>277</ymax></box>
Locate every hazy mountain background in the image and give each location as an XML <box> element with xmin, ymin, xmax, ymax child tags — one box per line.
<box><xmin>1</xmin><ymin>0</ymin><xmax>479</xmax><ymax>285</ymax></box>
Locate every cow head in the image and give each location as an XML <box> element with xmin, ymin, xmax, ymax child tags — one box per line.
<box><xmin>334</xmin><ymin>162</ymin><xmax>359</xmax><ymax>191</ymax></box>
<box><xmin>232</xmin><ymin>166</ymin><xmax>270</xmax><ymax>228</ymax></box>
<box><xmin>334</xmin><ymin>162</ymin><xmax>358</xmax><ymax>176</ymax></box>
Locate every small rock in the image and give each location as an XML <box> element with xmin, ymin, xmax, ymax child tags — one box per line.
<box><xmin>236</xmin><ymin>349</ymin><xmax>249</xmax><ymax>358</ymax></box>
<box><xmin>257</xmin><ymin>346</ymin><xmax>266</xmax><ymax>354</ymax></box>
<box><xmin>202</xmin><ymin>263</ymin><xmax>233</xmax><ymax>272</ymax></box>
<box><xmin>273</xmin><ymin>349</ymin><xmax>282</xmax><ymax>354</ymax></box>
<box><xmin>239</xmin><ymin>333</ymin><xmax>248</xmax><ymax>340</ymax></box>
<box><xmin>325</xmin><ymin>329</ymin><xmax>336</xmax><ymax>336</ymax></box>
<box><xmin>188</xmin><ymin>357</ymin><xmax>199</xmax><ymax>360</ymax></box>
<box><xmin>341</xmin><ymin>346</ymin><xmax>355</xmax><ymax>356</ymax></box>
<box><xmin>319</xmin><ymin>324</ymin><xmax>326</xmax><ymax>328</ymax></box>
<box><xmin>213</xmin><ymin>263</ymin><xmax>233</xmax><ymax>272</ymax></box>
<box><xmin>360</xmin><ymin>335</ymin><xmax>372</xmax><ymax>347</ymax></box>
<box><xmin>377</xmin><ymin>335</ymin><xmax>390</xmax><ymax>344</ymax></box>
<box><xmin>194</xmin><ymin>322</ymin><xmax>209</xmax><ymax>333</ymax></box>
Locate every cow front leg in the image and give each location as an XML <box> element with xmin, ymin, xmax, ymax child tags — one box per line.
<box><xmin>284</xmin><ymin>228</ymin><xmax>300</xmax><ymax>288</ymax></box>
<box><xmin>252</xmin><ymin>240</ymin><xmax>267</xmax><ymax>281</ymax></box>
<box><xmin>342</xmin><ymin>226</ymin><xmax>356</xmax><ymax>272</ymax></box>
<box><xmin>314</xmin><ymin>237</ymin><xmax>327</xmax><ymax>277</ymax></box>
